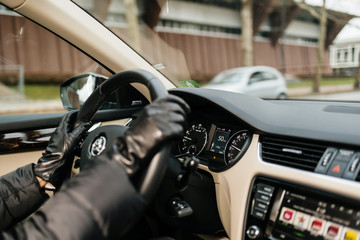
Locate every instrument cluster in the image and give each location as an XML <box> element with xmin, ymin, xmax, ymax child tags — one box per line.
<box><xmin>176</xmin><ymin>121</ymin><xmax>252</xmax><ymax>171</ymax></box>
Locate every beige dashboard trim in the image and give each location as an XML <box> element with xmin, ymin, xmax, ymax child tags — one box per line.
<box><xmin>0</xmin><ymin>151</ymin><xmax>40</xmax><ymax>176</ymax></box>
<box><xmin>207</xmin><ymin>134</ymin><xmax>360</xmax><ymax>239</ymax></box>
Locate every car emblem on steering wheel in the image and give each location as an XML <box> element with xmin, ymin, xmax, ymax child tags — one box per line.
<box><xmin>90</xmin><ymin>136</ymin><xmax>107</xmax><ymax>156</ymax></box>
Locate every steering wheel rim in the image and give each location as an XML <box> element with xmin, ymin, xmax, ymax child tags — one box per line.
<box><xmin>76</xmin><ymin>69</ymin><xmax>170</xmax><ymax>202</ymax></box>
<box><xmin>75</xmin><ymin>69</ymin><xmax>167</xmax><ymax>126</ymax></box>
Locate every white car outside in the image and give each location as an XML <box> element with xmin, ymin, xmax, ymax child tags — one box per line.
<box><xmin>203</xmin><ymin>66</ymin><xmax>288</xmax><ymax>99</ymax></box>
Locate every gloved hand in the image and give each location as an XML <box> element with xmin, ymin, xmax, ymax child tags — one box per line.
<box><xmin>114</xmin><ymin>94</ymin><xmax>190</xmax><ymax>175</ymax></box>
<box><xmin>34</xmin><ymin>111</ymin><xmax>91</xmax><ymax>190</ymax></box>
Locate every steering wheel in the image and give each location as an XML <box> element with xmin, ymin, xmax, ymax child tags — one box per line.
<box><xmin>75</xmin><ymin>69</ymin><xmax>170</xmax><ymax>202</ymax></box>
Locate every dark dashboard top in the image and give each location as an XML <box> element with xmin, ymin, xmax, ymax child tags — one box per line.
<box><xmin>170</xmin><ymin>88</ymin><xmax>360</xmax><ymax>147</ymax></box>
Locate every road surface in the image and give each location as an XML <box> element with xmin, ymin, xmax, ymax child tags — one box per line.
<box><xmin>291</xmin><ymin>90</ymin><xmax>360</xmax><ymax>101</ymax></box>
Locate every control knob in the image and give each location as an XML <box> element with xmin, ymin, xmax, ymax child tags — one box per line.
<box><xmin>246</xmin><ymin>225</ymin><xmax>260</xmax><ymax>239</ymax></box>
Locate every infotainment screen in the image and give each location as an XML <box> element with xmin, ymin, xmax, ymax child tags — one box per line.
<box><xmin>246</xmin><ymin>179</ymin><xmax>360</xmax><ymax>240</ymax></box>
<box><xmin>272</xmin><ymin>190</ymin><xmax>360</xmax><ymax>240</ymax></box>
<box><xmin>209</xmin><ymin>126</ymin><xmax>231</xmax><ymax>154</ymax></box>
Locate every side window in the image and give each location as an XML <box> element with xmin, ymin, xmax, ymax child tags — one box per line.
<box><xmin>261</xmin><ymin>72</ymin><xmax>277</xmax><ymax>81</ymax></box>
<box><xmin>249</xmin><ymin>72</ymin><xmax>262</xmax><ymax>84</ymax></box>
<box><xmin>0</xmin><ymin>7</ymin><xmax>111</xmax><ymax>115</ymax></box>
<box><xmin>227</xmin><ymin>73</ymin><xmax>241</xmax><ymax>83</ymax></box>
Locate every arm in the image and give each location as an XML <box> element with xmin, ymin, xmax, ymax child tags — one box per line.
<box><xmin>34</xmin><ymin>111</ymin><xmax>91</xmax><ymax>191</ymax></box>
<box><xmin>36</xmin><ymin>177</ymin><xmax>47</xmax><ymax>188</ymax></box>
<box><xmin>1</xmin><ymin>95</ymin><xmax>189</xmax><ymax>240</ymax></box>
<box><xmin>0</xmin><ymin>164</ymin><xmax>49</xmax><ymax>230</ymax></box>
<box><xmin>0</xmin><ymin>111</ymin><xmax>90</xmax><ymax>230</ymax></box>
<box><xmin>2</xmin><ymin>158</ymin><xmax>145</xmax><ymax>240</ymax></box>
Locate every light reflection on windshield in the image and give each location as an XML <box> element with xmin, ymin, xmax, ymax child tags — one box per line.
<box><xmin>73</xmin><ymin>0</ymin><xmax>190</xmax><ymax>86</ymax></box>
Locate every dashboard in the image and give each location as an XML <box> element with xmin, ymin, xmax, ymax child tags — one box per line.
<box><xmin>1</xmin><ymin>86</ymin><xmax>360</xmax><ymax>240</ymax></box>
<box><xmin>168</xmin><ymin>88</ymin><xmax>360</xmax><ymax>240</ymax></box>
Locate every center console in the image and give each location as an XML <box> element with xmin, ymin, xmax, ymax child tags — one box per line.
<box><xmin>245</xmin><ymin>177</ymin><xmax>360</xmax><ymax>240</ymax></box>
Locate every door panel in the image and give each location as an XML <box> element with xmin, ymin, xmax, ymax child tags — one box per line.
<box><xmin>0</xmin><ymin>151</ymin><xmax>41</xmax><ymax>176</ymax></box>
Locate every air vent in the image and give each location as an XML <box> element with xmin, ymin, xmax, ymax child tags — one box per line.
<box><xmin>261</xmin><ymin>136</ymin><xmax>327</xmax><ymax>171</ymax></box>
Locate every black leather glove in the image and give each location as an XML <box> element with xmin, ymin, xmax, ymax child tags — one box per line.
<box><xmin>7</xmin><ymin>157</ymin><xmax>146</xmax><ymax>240</ymax></box>
<box><xmin>34</xmin><ymin>111</ymin><xmax>91</xmax><ymax>190</ymax></box>
<box><xmin>114</xmin><ymin>94</ymin><xmax>190</xmax><ymax>175</ymax></box>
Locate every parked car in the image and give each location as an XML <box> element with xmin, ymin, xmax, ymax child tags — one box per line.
<box><xmin>0</xmin><ymin>1</ymin><xmax>360</xmax><ymax>240</ymax></box>
<box><xmin>203</xmin><ymin>66</ymin><xmax>288</xmax><ymax>99</ymax></box>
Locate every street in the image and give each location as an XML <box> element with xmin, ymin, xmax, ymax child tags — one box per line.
<box><xmin>291</xmin><ymin>90</ymin><xmax>360</xmax><ymax>101</ymax></box>
<box><xmin>288</xmin><ymin>84</ymin><xmax>360</xmax><ymax>101</ymax></box>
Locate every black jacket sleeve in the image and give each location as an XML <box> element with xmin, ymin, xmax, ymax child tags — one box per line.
<box><xmin>1</xmin><ymin>157</ymin><xmax>146</xmax><ymax>240</ymax></box>
<box><xmin>0</xmin><ymin>164</ymin><xmax>49</xmax><ymax>230</ymax></box>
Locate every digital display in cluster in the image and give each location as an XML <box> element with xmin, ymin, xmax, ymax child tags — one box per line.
<box><xmin>210</xmin><ymin>127</ymin><xmax>231</xmax><ymax>154</ymax></box>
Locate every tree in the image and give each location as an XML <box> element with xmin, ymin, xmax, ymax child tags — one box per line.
<box><xmin>355</xmin><ymin>51</ymin><xmax>360</xmax><ymax>89</ymax></box>
<box><xmin>241</xmin><ymin>0</ymin><xmax>253</xmax><ymax>66</ymax></box>
<box><xmin>124</xmin><ymin>0</ymin><xmax>141</xmax><ymax>52</ymax></box>
<box><xmin>314</xmin><ymin>0</ymin><xmax>327</xmax><ymax>93</ymax></box>
<box><xmin>295</xmin><ymin>0</ymin><xmax>327</xmax><ymax>93</ymax></box>
<box><xmin>93</xmin><ymin>0</ymin><xmax>112</xmax><ymax>22</ymax></box>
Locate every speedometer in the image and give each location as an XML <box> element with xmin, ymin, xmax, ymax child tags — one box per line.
<box><xmin>179</xmin><ymin>123</ymin><xmax>207</xmax><ymax>155</ymax></box>
<box><xmin>224</xmin><ymin>130</ymin><xmax>251</xmax><ymax>164</ymax></box>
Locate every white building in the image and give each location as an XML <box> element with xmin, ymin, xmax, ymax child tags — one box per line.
<box><xmin>330</xmin><ymin>38</ymin><xmax>360</xmax><ymax>75</ymax></box>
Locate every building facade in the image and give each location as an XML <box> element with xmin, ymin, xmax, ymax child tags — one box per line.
<box><xmin>330</xmin><ymin>38</ymin><xmax>360</xmax><ymax>75</ymax></box>
<box><xmin>0</xmin><ymin>0</ymin><xmax>353</xmax><ymax>83</ymax></box>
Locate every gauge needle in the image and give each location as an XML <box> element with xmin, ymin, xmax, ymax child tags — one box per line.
<box><xmin>231</xmin><ymin>145</ymin><xmax>241</xmax><ymax>152</ymax></box>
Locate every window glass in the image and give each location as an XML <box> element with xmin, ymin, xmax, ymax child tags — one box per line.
<box><xmin>337</xmin><ymin>51</ymin><xmax>341</xmax><ymax>62</ymax></box>
<box><xmin>210</xmin><ymin>72</ymin><xmax>243</xmax><ymax>84</ymax></box>
<box><xmin>0</xmin><ymin>6</ymin><xmax>111</xmax><ymax>115</ymax></box>
<box><xmin>71</xmin><ymin>0</ymin><xmax>360</xmax><ymax>102</ymax></box>
<box><xmin>249</xmin><ymin>72</ymin><xmax>263</xmax><ymax>84</ymax></box>
<box><xmin>261</xmin><ymin>72</ymin><xmax>277</xmax><ymax>81</ymax></box>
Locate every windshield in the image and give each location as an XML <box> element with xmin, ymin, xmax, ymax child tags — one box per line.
<box><xmin>72</xmin><ymin>0</ymin><xmax>360</xmax><ymax>102</ymax></box>
<box><xmin>72</xmin><ymin>0</ymin><xmax>191</xmax><ymax>87</ymax></box>
<box><xmin>1</xmin><ymin>0</ymin><xmax>359</xmax><ymax>114</ymax></box>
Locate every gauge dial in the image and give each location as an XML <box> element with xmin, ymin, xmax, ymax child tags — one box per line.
<box><xmin>225</xmin><ymin>130</ymin><xmax>251</xmax><ymax>164</ymax></box>
<box><xmin>179</xmin><ymin>123</ymin><xmax>207</xmax><ymax>155</ymax></box>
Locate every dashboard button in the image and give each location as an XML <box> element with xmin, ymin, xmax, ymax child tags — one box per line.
<box><xmin>246</xmin><ymin>225</ymin><xmax>260</xmax><ymax>239</ymax></box>
<box><xmin>256</xmin><ymin>183</ymin><xmax>274</xmax><ymax>196</ymax></box>
<box><xmin>254</xmin><ymin>192</ymin><xmax>271</xmax><ymax>204</ymax></box>
<box><xmin>326</xmin><ymin>161</ymin><xmax>347</xmax><ymax>177</ymax></box>
<box><xmin>252</xmin><ymin>209</ymin><xmax>266</xmax><ymax>220</ymax></box>
<box><xmin>254</xmin><ymin>200</ymin><xmax>268</xmax><ymax>212</ymax></box>
<box><xmin>335</xmin><ymin>149</ymin><xmax>354</xmax><ymax>162</ymax></box>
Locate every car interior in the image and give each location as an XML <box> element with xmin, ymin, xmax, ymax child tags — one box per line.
<box><xmin>0</xmin><ymin>0</ymin><xmax>360</xmax><ymax>240</ymax></box>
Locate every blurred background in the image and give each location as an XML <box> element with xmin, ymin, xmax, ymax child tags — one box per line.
<box><xmin>1</xmin><ymin>0</ymin><xmax>360</xmax><ymax>114</ymax></box>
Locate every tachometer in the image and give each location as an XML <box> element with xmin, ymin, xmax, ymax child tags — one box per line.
<box><xmin>179</xmin><ymin>123</ymin><xmax>207</xmax><ymax>155</ymax></box>
<box><xmin>224</xmin><ymin>130</ymin><xmax>251</xmax><ymax>164</ymax></box>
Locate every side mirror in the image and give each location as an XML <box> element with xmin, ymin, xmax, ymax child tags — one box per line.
<box><xmin>60</xmin><ymin>73</ymin><xmax>150</xmax><ymax>111</ymax></box>
<box><xmin>60</xmin><ymin>73</ymin><xmax>107</xmax><ymax>110</ymax></box>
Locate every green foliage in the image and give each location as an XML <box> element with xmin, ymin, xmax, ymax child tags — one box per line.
<box><xmin>179</xmin><ymin>80</ymin><xmax>200</xmax><ymax>88</ymax></box>
<box><xmin>287</xmin><ymin>77</ymin><xmax>354</xmax><ymax>89</ymax></box>
<box><xmin>9</xmin><ymin>84</ymin><xmax>60</xmax><ymax>100</ymax></box>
